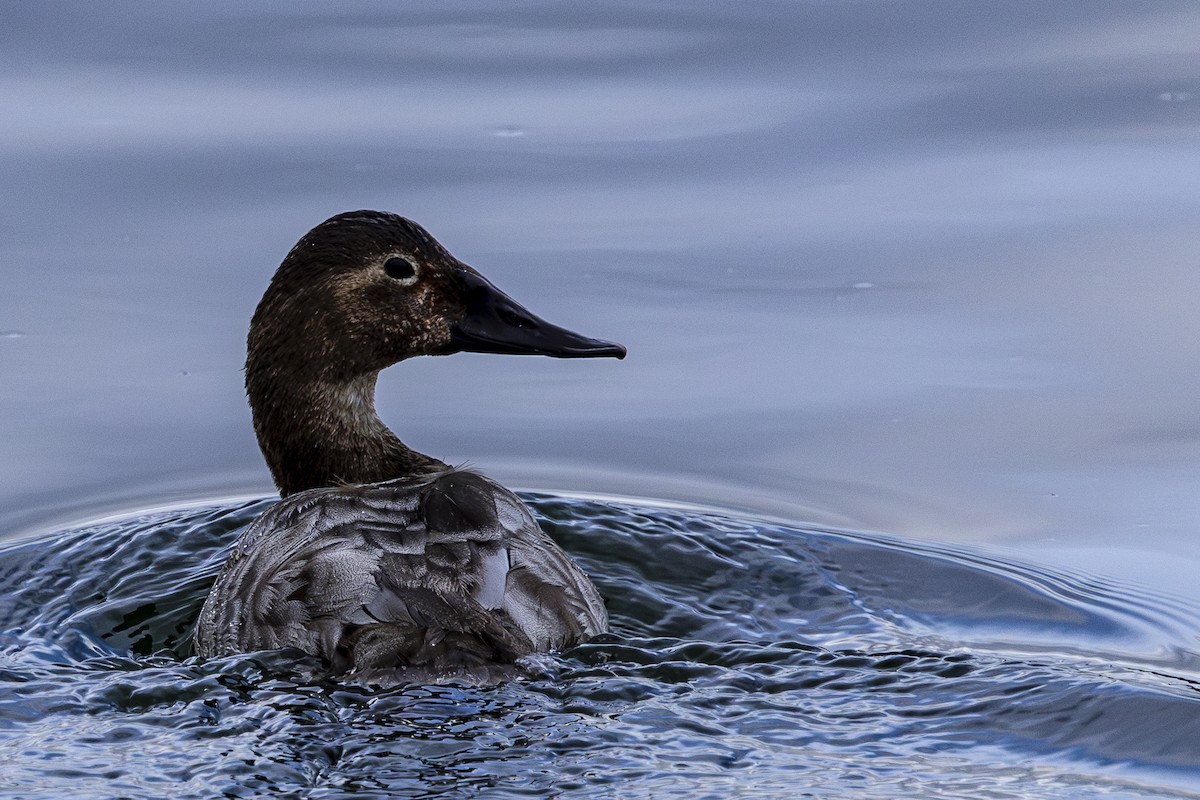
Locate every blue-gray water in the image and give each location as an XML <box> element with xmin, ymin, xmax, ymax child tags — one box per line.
<box><xmin>3</xmin><ymin>1</ymin><xmax>1200</xmax><ymax>797</ymax></box>
<box><xmin>4</xmin><ymin>495</ymin><xmax>1200</xmax><ymax>798</ymax></box>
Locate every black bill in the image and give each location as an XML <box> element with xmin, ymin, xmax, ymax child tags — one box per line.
<box><xmin>449</xmin><ymin>268</ymin><xmax>627</xmax><ymax>359</ymax></box>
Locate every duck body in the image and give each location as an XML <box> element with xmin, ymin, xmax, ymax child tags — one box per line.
<box><xmin>194</xmin><ymin>210</ymin><xmax>624</xmax><ymax>683</ymax></box>
<box><xmin>196</xmin><ymin>470</ymin><xmax>606</xmax><ymax>684</ymax></box>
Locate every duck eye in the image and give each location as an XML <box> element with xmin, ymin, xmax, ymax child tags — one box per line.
<box><xmin>384</xmin><ymin>256</ymin><xmax>417</xmax><ymax>282</ymax></box>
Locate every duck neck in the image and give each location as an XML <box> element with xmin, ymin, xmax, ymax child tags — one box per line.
<box><xmin>247</xmin><ymin>369</ymin><xmax>447</xmax><ymax>497</ymax></box>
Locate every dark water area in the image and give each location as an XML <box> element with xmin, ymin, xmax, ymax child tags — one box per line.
<box><xmin>3</xmin><ymin>0</ymin><xmax>1200</xmax><ymax>796</ymax></box>
<box><xmin>4</xmin><ymin>495</ymin><xmax>1200</xmax><ymax>798</ymax></box>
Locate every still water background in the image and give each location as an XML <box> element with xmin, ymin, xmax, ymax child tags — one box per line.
<box><xmin>2</xmin><ymin>1</ymin><xmax>1200</xmax><ymax>797</ymax></box>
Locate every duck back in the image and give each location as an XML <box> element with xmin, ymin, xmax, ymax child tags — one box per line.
<box><xmin>195</xmin><ymin>470</ymin><xmax>607</xmax><ymax>684</ymax></box>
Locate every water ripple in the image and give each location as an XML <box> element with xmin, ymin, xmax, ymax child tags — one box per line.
<box><xmin>1</xmin><ymin>495</ymin><xmax>1199</xmax><ymax>798</ymax></box>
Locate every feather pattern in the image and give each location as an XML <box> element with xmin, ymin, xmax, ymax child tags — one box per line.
<box><xmin>195</xmin><ymin>470</ymin><xmax>607</xmax><ymax>682</ymax></box>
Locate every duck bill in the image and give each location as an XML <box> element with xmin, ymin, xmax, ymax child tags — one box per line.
<box><xmin>450</xmin><ymin>269</ymin><xmax>626</xmax><ymax>359</ymax></box>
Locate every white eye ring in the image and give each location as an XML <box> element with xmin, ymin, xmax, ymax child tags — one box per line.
<box><xmin>383</xmin><ymin>256</ymin><xmax>419</xmax><ymax>285</ymax></box>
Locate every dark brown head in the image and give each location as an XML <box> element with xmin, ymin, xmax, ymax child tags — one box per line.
<box><xmin>249</xmin><ymin>210</ymin><xmax>625</xmax><ymax>383</ymax></box>
<box><xmin>246</xmin><ymin>210</ymin><xmax>625</xmax><ymax>495</ymax></box>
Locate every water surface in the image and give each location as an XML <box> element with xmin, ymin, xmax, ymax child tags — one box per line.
<box><xmin>4</xmin><ymin>496</ymin><xmax>1200</xmax><ymax>798</ymax></box>
<box><xmin>2</xmin><ymin>1</ymin><xmax>1200</xmax><ymax>796</ymax></box>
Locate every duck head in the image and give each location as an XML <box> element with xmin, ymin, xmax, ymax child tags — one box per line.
<box><xmin>246</xmin><ymin>210</ymin><xmax>625</xmax><ymax>496</ymax></box>
<box><xmin>250</xmin><ymin>210</ymin><xmax>625</xmax><ymax>382</ymax></box>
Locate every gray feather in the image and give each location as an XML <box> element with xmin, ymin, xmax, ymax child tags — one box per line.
<box><xmin>194</xmin><ymin>469</ymin><xmax>607</xmax><ymax>683</ymax></box>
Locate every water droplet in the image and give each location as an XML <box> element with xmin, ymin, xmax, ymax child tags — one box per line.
<box><xmin>851</xmin><ymin>282</ymin><xmax>875</xmax><ymax>290</ymax></box>
<box><xmin>1157</xmin><ymin>91</ymin><xmax>1193</xmax><ymax>102</ymax></box>
<box><xmin>0</xmin><ymin>330</ymin><xmax>26</xmax><ymax>339</ymax></box>
<box><xmin>492</xmin><ymin>126</ymin><xmax>526</xmax><ymax>138</ymax></box>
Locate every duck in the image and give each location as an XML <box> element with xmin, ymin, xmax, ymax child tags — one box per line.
<box><xmin>193</xmin><ymin>210</ymin><xmax>625</xmax><ymax>684</ymax></box>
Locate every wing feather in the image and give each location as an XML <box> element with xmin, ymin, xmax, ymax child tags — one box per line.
<box><xmin>195</xmin><ymin>469</ymin><xmax>607</xmax><ymax>682</ymax></box>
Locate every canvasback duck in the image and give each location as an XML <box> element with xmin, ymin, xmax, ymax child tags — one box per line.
<box><xmin>194</xmin><ymin>210</ymin><xmax>625</xmax><ymax>683</ymax></box>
